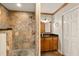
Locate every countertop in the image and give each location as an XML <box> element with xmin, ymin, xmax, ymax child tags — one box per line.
<box><xmin>41</xmin><ymin>32</ymin><xmax>58</xmax><ymax>38</ymax></box>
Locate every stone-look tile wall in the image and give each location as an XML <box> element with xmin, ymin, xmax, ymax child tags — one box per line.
<box><xmin>9</xmin><ymin>12</ymin><xmax>36</xmax><ymax>56</ymax></box>
<box><xmin>0</xmin><ymin>5</ymin><xmax>10</xmax><ymax>29</ymax></box>
<box><xmin>0</xmin><ymin>4</ymin><xmax>37</xmax><ymax>56</ymax></box>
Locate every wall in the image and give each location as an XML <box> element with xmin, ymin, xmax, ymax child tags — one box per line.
<box><xmin>52</xmin><ymin>3</ymin><xmax>79</xmax><ymax>54</ymax></box>
<box><xmin>45</xmin><ymin>23</ymin><xmax>50</xmax><ymax>32</ymax></box>
<box><xmin>0</xmin><ymin>4</ymin><xmax>36</xmax><ymax>56</ymax></box>
<box><xmin>9</xmin><ymin>12</ymin><xmax>36</xmax><ymax>56</ymax></box>
<box><xmin>0</xmin><ymin>4</ymin><xmax>10</xmax><ymax>29</ymax></box>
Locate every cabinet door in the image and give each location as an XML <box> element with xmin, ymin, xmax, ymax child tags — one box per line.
<box><xmin>49</xmin><ymin>37</ymin><xmax>58</xmax><ymax>51</ymax></box>
<box><xmin>52</xmin><ymin>37</ymin><xmax>58</xmax><ymax>50</ymax></box>
<box><xmin>44</xmin><ymin>38</ymin><xmax>49</xmax><ymax>51</ymax></box>
<box><xmin>49</xmin><ymin>37</ymin><xmax>53</xmax><ymax>51</ymax></box>
<box><xmin>41</xmin><ymin>38</ymin><xmax>49</xmax><ymax>51</ymax></box>
<box><xmin>41</xmin><ymin>38</ymin><xmax>45</xmax><ymax>51</ymax></box>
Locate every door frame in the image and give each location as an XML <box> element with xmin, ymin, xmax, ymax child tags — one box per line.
<box><xmin>35</xmin><ymin>3</ymin><xmax>41</xmax><ymax>56</ymax></box>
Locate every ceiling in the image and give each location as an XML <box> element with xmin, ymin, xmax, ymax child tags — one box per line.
<box><xmin>2</xmin><ymin>3</ymin><xmax>35</xmax><ymax>12</ymax></box>
<box><xmin>41</xmin><ymin>3</ymin><xmax>63</xmax><ymax>13</ymax></box>
<box><xmin>2</xmin><ymin>3</ymin><xmax>64</xmax><ymax>14</ymax></box>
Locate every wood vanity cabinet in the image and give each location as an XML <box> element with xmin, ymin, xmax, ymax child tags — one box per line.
<box><xmin>41</xmin><ymin>35</ymin><xmax>58</xmax><ymax>52</ymax></box>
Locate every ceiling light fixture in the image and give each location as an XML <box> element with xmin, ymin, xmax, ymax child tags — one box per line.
<box><xmin>41</xmin><ymin>16</ymin><xmax>51</xmax><ymax>23</ymax></box>
<box><xmin>17</xmin><ymin>3</ymin><xmax>21</xmax><ymax>7</ymax></box>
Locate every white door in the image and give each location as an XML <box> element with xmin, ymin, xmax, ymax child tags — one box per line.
<box><xmin>70</xmin><ymin>8</ymin><xmax>79</xmax><ymax>56</ymax></box>
<box><xmin>62</xmin><ymin>12</ymin><xmax>72</xmax><ymax>56</ymax></box>
<box><xmin>0</xmin><ymin>33</ymin><xmax>6</xmax><ymax>56</ymax></box>
<box><xmin>62</xmin><ymin>7</ymin><xmax>79</xmax><ymax>56</ymax></box>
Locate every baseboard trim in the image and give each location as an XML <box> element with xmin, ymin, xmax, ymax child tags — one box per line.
<box><xmin>58</xmin><ymin>50</ymin><xmax>64</xmax><ymax>56</ymax></box>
